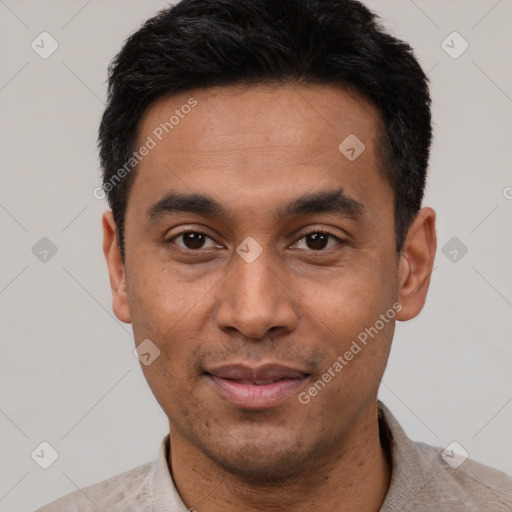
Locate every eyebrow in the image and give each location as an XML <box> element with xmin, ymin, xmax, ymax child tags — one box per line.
<box><xmin>146</xmin><ymin>187</ymin><xmax>366</xmax><ymax>223</ymax></box>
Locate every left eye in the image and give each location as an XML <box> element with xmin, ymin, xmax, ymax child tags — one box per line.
<box><xmin>293</xmin><ymin>231</ymin><xmax>341</xmax><ymax>251</ymax></box>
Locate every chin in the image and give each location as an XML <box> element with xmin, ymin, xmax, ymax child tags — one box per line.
<box><xmin>197</xmin><ymin>425</ymin><xmax>327</xmax><ymax>485</ymax></box>
<box><xmin>212</xmin><ymin>446</ymin><xmax>307</xmax><ymax>484</ymax></box>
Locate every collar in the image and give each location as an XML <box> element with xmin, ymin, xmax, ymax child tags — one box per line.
<box><xmin>147</xmin><ymin>401</ymin><xmax>438</xmax><ymax>511</ymax></box>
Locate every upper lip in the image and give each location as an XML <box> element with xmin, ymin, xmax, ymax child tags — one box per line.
<box><xmin>205</xmin><ymin>363</ymin><xmax>309</xmax><ymax>381</ymax></box>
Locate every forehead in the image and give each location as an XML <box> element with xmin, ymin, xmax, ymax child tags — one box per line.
<box><xmin>129</xmin><ymin>83</ymin><xmax>390</xmax><ymax>222</ymax></box>
<box><xmin>138</xmin><ymin>82</ymin><xmax>380</xmax><ymax>153</ymax></box>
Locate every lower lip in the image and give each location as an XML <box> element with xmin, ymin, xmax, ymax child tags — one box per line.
<box><xmin>207</xmin><ymin>375</ymin><xmax>308</xmax><ymax>409</ymax></box>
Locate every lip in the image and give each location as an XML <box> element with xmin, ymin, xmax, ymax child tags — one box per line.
<box><xmin>205</xmin><ymin>363</ymin><xmax>310</xmax><ymax>409</ymax></box>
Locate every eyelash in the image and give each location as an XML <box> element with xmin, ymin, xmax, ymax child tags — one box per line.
<box><xmin>167</xmin><ymin>228</ymin><xmax>345</xmax><ymax>252</ymax></box>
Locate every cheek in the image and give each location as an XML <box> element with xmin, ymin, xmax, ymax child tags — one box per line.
<box><xmin>127</xmin><ymin>266</ymin><xmax>207</xmax><ymax>413</ymax></box>
<box><xmin>126</xmin><ymin>256</ymin><xmax>211</xmax><ymax>337</ymax></box>
<box><xmin>299</xmin><ymin>262</ymin><xmax>397</xmax><ymax>381</ymax></box>
<box><xmin>303</xmin><ymin>260</ymin><xmax>395</xmax><ymax>329</ymax></box>
<box><xmin>315</xmin><ymin>289</ymin><xmax>395</xmax><ymax>373</ymax></box>
<box><xmin>125</xmin><ymin>260</ymin><xmax>219</xmax><ymax>405</ymax></box>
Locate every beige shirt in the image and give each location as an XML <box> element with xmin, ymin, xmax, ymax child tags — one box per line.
<box><xmin>35</xmin><ymin>402</ymin><xmax>512</xmax><ymax>511</ymax></box>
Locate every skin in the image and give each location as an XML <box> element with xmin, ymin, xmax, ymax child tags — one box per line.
<box><xmin>103</xmin><ymin>83</ymin><xmax>436</xmax><ymax>512</ymax></box>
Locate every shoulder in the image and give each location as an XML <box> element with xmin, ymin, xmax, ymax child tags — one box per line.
<box><xmin>34</xmin><ymin>462</ymin><xmax>154</xmax><ymax>512</ymax></box>
<box><xmin>378</xmin><ymin>401</ymin><xmax>512</xmax><ymax>511</ymax></box>
<box><xmin>415</xmin><ymin>441</ymin><xmax>512</xmax><ymax>511</ymax></box>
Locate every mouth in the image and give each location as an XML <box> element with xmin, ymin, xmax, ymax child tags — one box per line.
<box><xmin>204</xmin><ymin>363</ymin><xmax>310</xmax><ymax>410</ymax></box>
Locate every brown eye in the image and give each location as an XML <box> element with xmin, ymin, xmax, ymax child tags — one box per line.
<box><xmin>293</xmin><ymin>230</ymin><xmax>343</xmax><ymax>251</ymax></box>
<box><xmin>170</xmin><ymin>230</ymin><xmax>218</xmax><ymax>251</ymax></box>
<box><xmin>305</xmin><ymin>232</ymin><xmax>329</xmax><ymax>250</ymax></box>
<box><xmin>181</xmin><ymin>232</ymin><xmax>207</xmax><ymax>249</ymax></box>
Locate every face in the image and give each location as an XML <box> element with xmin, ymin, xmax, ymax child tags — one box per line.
<box><xmin>103</xmin><ymin>83</ymin><xmax>435</xmax><ymax>481</ymax></box>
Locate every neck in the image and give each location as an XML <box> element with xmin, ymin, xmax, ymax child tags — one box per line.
<box><xmin>168</xmin><ymin>403</ymin><xmax>391</xmax><ymax>512</ymax></box>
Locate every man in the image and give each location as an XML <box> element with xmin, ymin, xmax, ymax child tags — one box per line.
<box><xmin>36</xmin><ymin>0</ymin><xmax>512</xmax><ymax>510</ymax></box>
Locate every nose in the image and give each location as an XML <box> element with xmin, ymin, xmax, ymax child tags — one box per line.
<box><xmin>214</xmin><ymin>246</ymin><xmax>298</xmax><ymax>340</ymax></box>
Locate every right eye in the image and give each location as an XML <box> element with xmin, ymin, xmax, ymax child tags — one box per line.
<box><xmin>167</xmin><ymin>230</ymin><xmax>221</xmax><ymax>251</ymax></box>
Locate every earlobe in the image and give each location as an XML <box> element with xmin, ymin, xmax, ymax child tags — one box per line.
<box><xmin>102</xmin><ymin>211</ymin><xmax>132</xmax><ymax>324</ymax></box>
<box><xmin>396</xmin><ymin>207</ymin><xmax>437</xmax><ymax>321</ymax></box>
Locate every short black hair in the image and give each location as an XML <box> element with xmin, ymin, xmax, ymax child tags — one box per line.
<box><xmin>98</xmin><ymin>0</ymin><xmax>432</xmax><ymax>259</ymax></box>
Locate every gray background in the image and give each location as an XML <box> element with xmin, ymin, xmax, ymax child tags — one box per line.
<box><xmin>1</xmin><ymin>1</ymin><xmax>511</xmax><ymax>510</ymax></box>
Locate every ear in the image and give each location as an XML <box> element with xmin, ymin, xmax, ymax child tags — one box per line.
<box><xmin>396</xmin><ymin>207</ymin><xmax>437</xmax><ymax>321</ymax></box>
<box><xmin>102</xmin><ymin>211</ymin><xmax>132</xmax><ymax>324</ymax></box>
